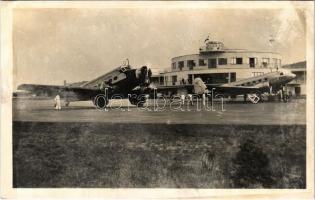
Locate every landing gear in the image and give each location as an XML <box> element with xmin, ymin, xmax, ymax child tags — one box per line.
<box><xmin>65</xmin><ymin>101</ymin><xmax>70</xmax><ymax>107</ymax></box>
<box><xmin>128</xmin><ymin>94</ymin><xmax>147</xmax><ymax>107</ymax></box>
<box><xmin>247</xmin><ymin>91</ymin><xmax>262</xmax><ymax>104</ymax></box>
<box><xmin>93</xmin><ymin>94</ymin><xmax>109</xmax><ymax>109</ymax></box>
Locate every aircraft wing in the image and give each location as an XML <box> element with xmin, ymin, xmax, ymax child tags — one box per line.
<box><xmin>210</xmin><ymin>85</ymin><xmax>268</xmax><ymax>95</ymax></box>
<box><xmin>153</xmin><ymin>84</ymin><xmax>194</xmax><ymax>91</ymax></box>
<box><xmin>17</xmin><ymin>84</ymin><xmax>100</xmax><ymax>100</ymax></box>
<box><xmin>153</xmin><ymin>84</ymin><xmax>268</xmax><ymax>95</ymax></box>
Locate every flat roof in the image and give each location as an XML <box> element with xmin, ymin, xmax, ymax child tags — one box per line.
<box><xmin>172</xmin><ymin>49</ymin><xmax>280</xmax><ymax>60</ymax></box>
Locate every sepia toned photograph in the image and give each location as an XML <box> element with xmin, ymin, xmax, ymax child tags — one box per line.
<box><xmin>1</xmin><ymin>1</ymin><xmax>314</xmax><ymax>199</ymax></box>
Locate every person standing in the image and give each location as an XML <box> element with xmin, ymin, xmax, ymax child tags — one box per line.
<box><xmin>202</xmin><ymin>93</ymin><xmax>206</xmax><ymax>107</ymax></box>
<box><xmin>54</xmin><ymin>94</ymin><xmax>61</xmax><ymax>110</ymax></box>
<box><xmin>188</xmin><ymin>94</ymin><xmax>193</xmax><ymax>106</ymax></box>
<box><xmin>180</xmin><ymin>94</ymin><xmax>185</xmax><ymax>106</ymax></box>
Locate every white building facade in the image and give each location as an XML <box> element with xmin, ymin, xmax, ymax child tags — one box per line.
<box><xmin>152</xmin><ymin>41</ymin><xmax>282</xmax><ymax>88</ymax></box>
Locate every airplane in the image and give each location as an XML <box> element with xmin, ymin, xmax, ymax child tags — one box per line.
<box><xmin>153</xmin><ymin>69</ymin><xmax>296</xmax><ymax>104</ymax></box>
<box><xmin>17</xmin><ymin>62</ymin><xmax>296</xmax><ymax>108</ymax></box>
<box><xmin>17</xmin><ymin>59</ymin><xmax>152</xmax><ymax>108</ymax></box>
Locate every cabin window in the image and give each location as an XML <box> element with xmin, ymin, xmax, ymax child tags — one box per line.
<box><xmin>199</xmin><ymin>59</ymin><xmax>206</xmax><ymax>66</ymax></box>
<box><xmin>113</xmin><ymin>76</ymin><xmax>118</xmax><ymax>80</ymax></box>
<box><xmin>178</xmin><ymin>61</ymin><xmax>184</xmax><ymax>70</ymax></box>
<box><xmin>187</xmin><ymin>60</ymin><xmax>196</xmax><ymax>70</ymax></box>
<box><xmin>218</xmin><ymin>58</ymin><xmax>227</xmax><ymax>65</ymax></box>
<box><xmin>172</xmin><ymin>62</ymin><xmax>176</xmax><ymax>70</ymax></box>
<box><xmin>253</xmin><ymin>72</ymin><xmax>264</xmax><ymax>76</ymax></box>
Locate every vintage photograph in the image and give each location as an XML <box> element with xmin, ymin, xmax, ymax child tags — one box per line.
<box><xmin>1</xmin><ymin>1</ymin><xmax>313</xmax><ymax>198</ymax></box>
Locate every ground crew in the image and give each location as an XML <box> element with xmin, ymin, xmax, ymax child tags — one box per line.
<box><xmin>188</xmin><ymin>94</ymin><xmax>193</xmax><ymax>106</ymax></box>
<box><xmin>54</xmin><ymin>94</ymin><xmax>61</xmax><ymax>110</ymax></box>
<box><xmin>180</xmin><ymin>94</ymin><xmax>185</xmax><ymax>105</ymax></box>
<box><xmin>202</xmin><ymin>93</ymin><xmax>206</xmax><ymax>106</ymax></box>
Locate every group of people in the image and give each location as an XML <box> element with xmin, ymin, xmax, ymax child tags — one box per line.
<box><xmin>179</xmin><ymin>93</ymin><xmax>208</xmax><ymax>107</ymax></box>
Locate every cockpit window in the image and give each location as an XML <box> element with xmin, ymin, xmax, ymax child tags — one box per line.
<box><xmin>120</xmin><ymin>66</ymin><xmax>131</xmax><ymax>72</ymax></box>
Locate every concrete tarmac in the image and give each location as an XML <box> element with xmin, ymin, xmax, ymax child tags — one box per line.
<box><xmin>13</xmin><ymin>98</ymin><xmax>306</xmax><ymax>125</ymax></box>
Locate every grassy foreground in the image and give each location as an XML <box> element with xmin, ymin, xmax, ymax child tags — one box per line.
<box><xmin>13</xmin><ymin>122</ymin><xmax>305</xmax><ymax>188</ymax></box>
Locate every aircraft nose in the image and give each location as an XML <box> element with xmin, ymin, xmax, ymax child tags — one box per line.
<box><xmin>290</xmin><ymin>73</ymin><xmax>296</xmax><ymax>79</ymax></box>
<box><xmin>285</xmin><ymin>73</ymin><xmax>296</xmax><ymax>81</ymax></box>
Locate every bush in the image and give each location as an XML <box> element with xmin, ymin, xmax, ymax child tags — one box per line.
<box><xmin>231</xmin><ymin>139</ymin><xmax>274</xmax><ymax>188</ymax></box>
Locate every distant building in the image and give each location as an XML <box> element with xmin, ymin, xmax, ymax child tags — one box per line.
<box><xmin>151</xmin><ymin>40</ymin><xmax>305</xmax><ymax>96</ymax></box>
<box><xmin>282</xmin><ymin>61</ymin><xmax>306</xmax><ymax>96</ymax></box>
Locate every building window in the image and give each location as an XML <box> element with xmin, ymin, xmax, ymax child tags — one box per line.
<box><xmin>199</xmin><ymin>59</ymin><xmax>206</xmax><ymax>66</ymax></box>
<box><xmin>172</xmin><ymin>75</ymin><xmax>177</xmax><ymax>85</ymax></box>
<box><xmin>231</xmin><ymin>57</ymin><xmax>243</xmax><ymax>65</ymax></box>
<box><xmin>272</xmin><ymin>58</ymin><xmax>278</xmax><ymax>68</ymax></box>
<box><xmin>172</xmin><ymin>62</ymin><xmax>176</xmax><ymax>70</ymax></box>
<box><xmin>262</xmin><ymin>58</ymin><xmax>270</xmax><ymax>67</ymax></box>
<box><xmin>178</xmin><ymin>61</ymin><xmax>184</xmax><ymax>70</ymax></box>
<box><xmin>249</xmin><ymin>57</ymin><xmax>257</xmax><ymax>68</ymax></box>
<box><xmin>195</xmin><ymin>73</ymin><xmax>228</xmax><ymax>84</ymax></box>
<box><xmin>187</xmin><ymin>60</ymin><xmax>196</xmax><ymax>70</ymax></box>
<box><xmin>273</xmin><ymin>58</ymin><xmax>282</xmax><ymax>68</ymax></box>
<box><xmin>218</xmin><ymin>58</ymin><xmax>228</xmax><ymax>65</ymax></box>
<box><xmin>236</xmin><ymin>57</ymin><xmax>243</xmax><ymax>64</ymax></box>
<box><xmin>208</xmin><ymin>58</ymin><xmax>217</xmax><ymax>68</ymax></box>
<box><xmin>230</xmin><ymin>73</ymin><xmax>236</xmax><ymax>82</ymax></box>
<box><xmin>165</xmin><ymin>76</ymin><xmax>169</xmax><ymax>85</ymax></box>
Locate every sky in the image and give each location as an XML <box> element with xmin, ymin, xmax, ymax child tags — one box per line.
<box><xmin>13</xmin><ymin>7</ymin><xmax>306</xmax><ymax>88</ymax></box>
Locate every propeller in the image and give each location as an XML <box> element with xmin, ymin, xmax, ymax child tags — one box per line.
<box><xmin>136</xmin><ymin>66</ymin><xmax>153</xmax><ymax>92</ymax></box>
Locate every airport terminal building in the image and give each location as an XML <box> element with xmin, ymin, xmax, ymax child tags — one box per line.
<box><xmin>151</xmin><ymin>40</ymin><xmax>305</xmax><ymax>96</ymax></box>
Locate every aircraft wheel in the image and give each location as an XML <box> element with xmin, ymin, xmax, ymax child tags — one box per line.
<box><xmin>248</xmin><ymin>91</ymin><xmax>261</xmax><ymax>104</ymax></box>
<box><xmin>93</xmin><ymin>95</ymin><xmax>109</xmax><ymax>109</ymax></box>
<box><xmin>129</xmin><ymin>95</ymin><xmax>146</xmax><ymax>107</ymax></box>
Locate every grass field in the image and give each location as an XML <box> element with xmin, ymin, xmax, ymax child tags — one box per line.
<box><xmin>13</xmin><ymin>122</ymin><xmax>306</xmax><ymax>188</ymax></box>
